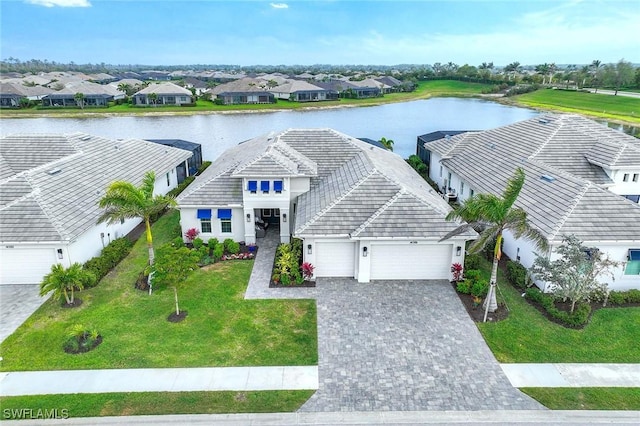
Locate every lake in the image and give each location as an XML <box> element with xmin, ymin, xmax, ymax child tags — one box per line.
<box><xmin>1</xmin><ymin>98</ymin><xmax>540</xmax><ymax>160</ymax></box>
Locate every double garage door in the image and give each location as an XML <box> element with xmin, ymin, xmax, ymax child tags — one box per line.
<box><xmin>313</xmin><ymin>241</ymin><xmax>452</xmax><ymax>280</ymax></box>
<box><xmin>0</xmin><ymin>248</ymin><xmax>57</xmax><ymax>285</ymax></box>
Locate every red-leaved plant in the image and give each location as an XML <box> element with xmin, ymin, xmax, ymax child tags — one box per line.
<box><xmin>301</xmin><ymin>262</ymin><xmax>315</xmax><ymax>280</ymax></box>
<box><xmin>451</xmin><ymin>263</ymin><xmax>463</xmax><ymax>282</ymax></box>
<box><xmin>184</xmin><ymin>228</ymin><xmax>200</xmax><ymax>242</ymax></box>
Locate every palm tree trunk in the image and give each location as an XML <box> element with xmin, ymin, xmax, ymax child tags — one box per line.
<box><xmin>145</xmin><ymin>217</ymin><xmax>154</xmax><ymax>265</ymax></box>
<box><xmin>63</xmin><ymin>288</ymin><xmax>72</xmax><ymax>305</ymax></box>
<box><xmin>482</xmin><ymin>257</ymin><xmax>499</xmax><ymax>322</ymax></box>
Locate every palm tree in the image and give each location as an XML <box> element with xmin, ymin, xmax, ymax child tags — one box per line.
<box><xmin>441</xmin><ymin>168</ymin><xmax>548</xmax><ymax>321</ymax></box>
<box><xmin>74</xmin><ymin>92</ymin><xmax>85</xmax><ymax>109</ymax></box>
<box><xmin>147</xmin><ymin>92</ymin><xmax>158</xmax><ymax>107</ymax></box>
<box><xmin>379</xmin><ymin>137</ymin><xmax>394</xmax><ymax>151</ymax></box>
<box><xmin>591</xmin><ymin>60</ymin><xmax>602</xmax><ymax>92</ymax></box>
<box><xmin>40</xmin><ymin>263</ymin><xmax>95</xmax><ymax>305</ymax></box>
<box><xmin>98</xmin><ymin>171</ymin><xmax>175</xmax><ymax>267</ymax></box>
<box><xmin>535</xmin><ymin>63</ymin><xmax>550</xmax><ymax>84</ymax></box>
<box><xmin>117</xmin><ymin>83</ymin><xmax>132</xmax><ymax>96</ymax></box>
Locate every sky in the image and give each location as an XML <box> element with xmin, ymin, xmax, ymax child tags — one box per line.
<box><xmin>1</xmin><ymin>0</ymin><xmax>638</xmax><ymax>66</ymax></box>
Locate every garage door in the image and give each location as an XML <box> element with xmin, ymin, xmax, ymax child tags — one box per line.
<box><xmin>315</xmin><ymin>242</ymin><xmax>356</xmax><ymax>277</ymax></box>
<box><xmin>0</xmin><ymin>248</ymin><xmax>56</xmax><ymax>285</ymax></box>
<box><xmin>370</xmin><ymin>243</ymin><xmax>452</xmax><ymax>280</ymax></box>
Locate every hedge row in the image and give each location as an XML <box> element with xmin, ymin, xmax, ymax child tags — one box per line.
<box><xmin>524</xmin><ymin>287</ymin><xmax>591</xmax><ymax>327</ymax></box>
<box><xmin>82</xmin><ymin>237</ymin><xmax>134</xmax><ymax>287</ymax></box>
<box><xmin>607</xmin><ymin>289</ymin><xmax>640</xmax><ymax>306</ymax></box>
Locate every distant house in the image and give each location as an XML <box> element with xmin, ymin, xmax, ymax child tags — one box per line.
<box><xmin>132</xmin><ymin>82</ymin><xmax>193</xmax><ymax>106</ymax></box>
<box><xmin>41</xmin><ymin>81</ymin><xmax>117</xmax><ymax>107</ymax></box>
<box><xmin>270</xmin><ymin>80</ymin><xmax>337</xmax><ymax>102</ymax></box>
<box><xmin>176</xmin><ymin>129</ymin><xmax>475</xmax><ymax>282</ymax></box>
<box><xmin>421</xmin><ymin>114</ymin><xmax>640</xmax><ymax>291</ymax></box>
<box><xmin>0</xmin><ymin>133</ymin><xmax>192</xmax><ymax>286</ymax></box>
<box><xmin>182</xmin><ymin>77</ymin><xmax>208</xmax><ymax>96</ymax></box>
<box><xmin>0</xmin><ymin>83</ymin><xmax>25</xmax><ymax>108</ymax></box>
<box><xmin>208</xmin><ymin>78</ymin><xmax>275</xmax><ymax>105</ymax></box>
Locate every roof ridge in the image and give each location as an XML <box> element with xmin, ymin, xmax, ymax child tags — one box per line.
<box><xmin>352</xmin><ymin>188</ymin><xmax>405</xmax><ymax>237</ymax></box>
<box><xmin>528</xmin><ymin>116</ymin><xmax>563</xmax><ymax>159</ymax></box>
<box><xmin>21</xmin><ymin>183</ymin><xmax>68</xmax><ymax>240</ymax></box>
<box><xmin>295</xmin><ymin>167</ymin><xmax>376</xmax><ymax>234</ymax></box>
<box><xmin>547</xmin><ymin>182</ymin><xmax>591</xmax><ymax>242</ymax></box>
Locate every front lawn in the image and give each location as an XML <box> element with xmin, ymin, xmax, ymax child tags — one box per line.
<box><xmin>475</xmin><ymin>258</ymin><xmax>640</xmax><ymax>363</ymax></box>
<box><xmin>0</xmin><ymin>211</ymin><xmax>317</xmax><ymax>371</ymax></box>
<box><xmin>521</xmin><ymin>388</ymin><xmax>640</xmax><ymax>410</ymax></box>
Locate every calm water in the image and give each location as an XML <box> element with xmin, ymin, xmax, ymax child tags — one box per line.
<box><xmin>1</xmin><ymin>98</ymin><xmax>541</xmax><ymax>159</ymax></box>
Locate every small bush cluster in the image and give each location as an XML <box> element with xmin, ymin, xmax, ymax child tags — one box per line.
<box><xmin>456</xmin><ymin>269</ymin><xmax>488</xmax><ymax>297</ymax></box>
<box><xmin>63</xmin><ymin>324</ymin><xmax>101</xmax><ymax>354</ymax></box>
<box><xmin>167</xmin><ymin>176</ymin><xmax>195</xmax><ymax>198</ymax></box>
<box><xmin>505</xmin><ymin>260</ymin><xmax>528</xmax><ymax>289</ymax></box>
<box><xmin>525</xmin><ymin>288</ymin><xmax>591</xmax><ymax>327</ymax></box>
<box><xmin>83</xmin><ymin>237</ymin><xmax>134</xmax><ymax>287</ymax></box>
<box><xmin>272</xmin><ymin>239</ymin><xmax>305</xmax><ymax>286</ymax></box>
<box><xmin>504</xmin><ymin>84</ymin><xmax>540</xmax><ymax>97</ymax></box>
<box><xmin>606</xmin><ymin>289</ymin><xmax>640</xmax><ymax>306</ymax></box>
<box><xmin>464</xmin><ymin>254</ymin><xmax>481</xmax><ymax>270</ymax></box>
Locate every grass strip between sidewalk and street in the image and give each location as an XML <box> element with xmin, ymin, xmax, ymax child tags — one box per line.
<box><xmin>0</xmin><ymin>390</ymin><xmax>315</xmax><ymax>420</ymax></box>
<box><xmin>520</xmin><ymin>388</ymin><xmax>640</xmax><ymax>410</ymax></box>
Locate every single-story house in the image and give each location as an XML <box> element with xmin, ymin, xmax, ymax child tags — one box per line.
<box><xmin>41</xmin><ymin>81</ymin><xmax>118</xmax><ymax>107</ymax></box>
<box><xmin>0</xmin><ymin>82</ymin><xmax>25</xmax><ymax>108</ymax></box>
<box><xmin>208</xmin><ymin>78</ymin><xmax>275</xmax><ymax>105</ymax></box>
<box><xmin>421</xmin><ymin>114</ymin><xmax>640</xmax><ymax>290</ymax></box>
<box><xmin>270</xmin><ymin>81</ymin><xmax>337</xmax><ymax>102</ymax></box>
<box><xmin>177</xmin><ymin>128</ymin><xmax>476</xmax><ymax>282</ymax></box>
<box><xmin>0</xmin><ymin>133</ymin><xmax>192</xmax><ymax>286</ymax></box>
<box><xmin>132</xmin><ymin>82</ymin><xmax>193</xmax><ymax>106</ymax></box>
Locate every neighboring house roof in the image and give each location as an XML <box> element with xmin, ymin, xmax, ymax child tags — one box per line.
<box><xmin>0</xmin><ymin>133</ymin><xmax>192</xmax><ymax>243</ymax></box>
<box><xmin>209</xmin><ymin>78</ymin><xmax>272</xmax><ymax>95</ymax></box>
<box><xmin>424</xmin><ymin>114</ymin><xmax>640</xmax><ymax>243</ymax></box>
<box><xmin>0</xmin><ymin>82</ymin><xmax>54</xmax><ymax>98</ymax></box>
<box><xmin>270</xmin><ymin>80</ymin><xmax>327</xmax><ymax>94</ymax></box>
<box><xmin>178</xmin><ymin>129</ymin><xmax>475</xmax><ymax>241</ymax></box>
<box><xmin>350</xmin><ymin>78</ymin><xmax>390</xmax><ymax>89</ymax></box>
<box><xmin>134</xmin><ymin>82</ymin><xmax>192</xmax><ymax>96</ymax></box>
<box><xmin>48</xmin><ymin>81</ymin><xmax>119</xmax><ymax>97</ymax></box>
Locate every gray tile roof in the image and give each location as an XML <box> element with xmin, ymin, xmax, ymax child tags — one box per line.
<box><xmin>209</xmin><ymin>78</ymin><xmax>272</xmax><ymax>95</ymax></box>
<box><xmin>426</xmin><ymin>114</ymin><xmax>640</xmax><ymax>243</ymax></box>
<box><xmin>134</xmin><ymin>82</ymin><xmax>192</xmax><ymax>96</ymax></box>
<box><xmin>0</xmin><ymin>133</ymin><xmax>192</xmax><ymax>243</ymax></box>
<box><xmin>179</xmin><ymin>128</ymin><xmax>475</xmax><ymax>241</ymax></box>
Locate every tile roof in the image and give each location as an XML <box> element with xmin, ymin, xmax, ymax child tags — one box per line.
<box><xmin>423</xmin><ymin>114</ymin><xmax>640</xmax><ymax>243</ymax></box>
<box><xmin>134</xmin><ymin>82</ymin><xmax>192</xmax><ymax>96</ymax></box>
<box><xmin>0</xmin><ymin>133</ymin><xmax>192</xmax><ymax>243</ymax></box>
<box><xmin>179</xmin><ymin>129</ymin><xmax>475</xmax><ymax>241</ymax></box>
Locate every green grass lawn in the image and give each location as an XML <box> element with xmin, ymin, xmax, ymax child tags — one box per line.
<box><xmin>475</xmin><ymin>258</ymin><xmax>640</xmax><ymax>363</ymax></box>
<box><xmin>0</xmin><ymin>210</ymin><xmax>317</xmax><ymax>371</ymax></box>
<box><xmin>513</xmin><ymin>89</ymin><xmax>640</xmax><ymax>124</ymax></box>
<box><xmin>521</xmin><ymin>388</ymin><xmax>640</xmax><ymax>410</ymax></box>
<box><xmin>0</xmin><ymin>390</ymin><xmax>314</xmax><ymax>420</ymax></box>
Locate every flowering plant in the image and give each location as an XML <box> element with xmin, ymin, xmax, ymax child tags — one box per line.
<box><xmin>451</xmin><ymin>263</ymin><xmax>463</xmax><ymax>282</ymax></box>
<box><xmin>301</xmin><ymin>262</ymin><xmax>315</xmax><ymax>280</ymax></box>
<box><xmin>184</xmin><ymin>228</ymin><xmax>200</xmax><ymax>242</ymax></box>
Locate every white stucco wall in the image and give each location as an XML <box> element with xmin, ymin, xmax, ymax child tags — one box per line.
<box><xmin>179</xmin><ymin>207</ymin><xmax>246</xmax><ymax>244</ymax></box>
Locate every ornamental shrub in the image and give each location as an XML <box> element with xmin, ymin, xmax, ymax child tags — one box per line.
<box><xmin>192</xmin><ymin>237</ymin><xmax>204</xmax><ymax>250</ymax></box>
<box><xmin>506</xmin><ymin>260</ymin><xmax>528</xmax><ymax>289</ymax></box>
<box><xmin>464</xmin><ymin>254</ymin><xmax>481</xmax><ymax>270</ymax></box>
<box><xmin>213</xmin><ymin>245</ymin><xmax>224</xmax><ymax>261</ymax></box>
<box><xmin>471</xmin><ymin>280</ymin><xmax>489</xmax><ymax>298</ymax></box>
<box><xmin>83</xmin><ymin>237</ymin><xmax>133</xmax><ymax>286</ymax></box>
<box><xmin>456</xmin><ymin>281</ymin><xmax>471</xmax><ymax>294</ymax></box>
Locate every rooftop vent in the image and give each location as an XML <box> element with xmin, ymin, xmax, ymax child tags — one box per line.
<box><xmin>538</xmin><ymin>118</ymin><xmax>549</xmax><ymax>124</ymax></box>
<box><xmin>540</xmin><ymin>174</ymin><xmax>555</xmax><ymax>182</ymax></box>
<box><xmin>80</xmin><ymin>135</ymin><xmax>91</xmax><ymax>141</ymax></box>
<box><xmin>445</xmin><ymin>134</ymin><xmax>451</xmax><ymax>140</ymax></box>
<box><xmin>47</xmin><ymin>168</ymin><xmax>62</xmax><ymax>175</ymax></box>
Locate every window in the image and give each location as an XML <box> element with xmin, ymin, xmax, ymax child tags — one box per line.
<box><xmin>460</xmin><ymin>181</ymin><xmax>464</xmax><ymax>195</ymax></box>
<box><xmin>247</xmin><ymin>180</ymin><xmax>257</xmax><ymax>194</ymax></box>
<box><xmin>180</xmin><ymin>96</ymin><xmax>187</xmax><ymax>102</ymax></box>
<box><xmin>633</xmin><ymin>174</ymin><xmax>639</xmax><ymax>182</ymax></box>
<box><xmin>623</xmin><ymin>195</ymin><xmax>640</xmax><ymax>203</ymax></box>
<box><xmin>197</xmin><ymin>209</ymin><xmax>212</xmax><ymax>233</ymax></box>
<box><xmin>623</xmin><ymin>174</ymin><xmax>629</xmax><ymax>182</ymax></box>
<box><xmin>217</xmin><ymin>209</ymin><xmax>232</xmax><ymax>233</ymax></box>
<box><xmin>470</xmin><ymin>189</ymin><xmax>475</xmax><ymax>198</ymax></box>
<box><xmin>625</xmin><ymin>249</ymin><xmax>640</xmax><ymax>275</ymax></box>
<box><xmin>166</xmin><ymin>172</ymin><xmax>170</xmax><ymax>186</ymax></box>
<box><xmin>439</xmin><ymin>166</ymin><xmax>442</xmax><ymax>177</ymax></box>
<box><xmin>274</xmin><ymin>180</ymin><xmax>283</xmax><ymax>193</ymax></box>
<box><xmin>201</xmin><ymin>219</ymin><xmax>212</xmax><ymax>233</ymax></box>
<box><xmin>261</xmin><ymin>180</ymin><xmax>270</xmax><ymax>193</ymax></box>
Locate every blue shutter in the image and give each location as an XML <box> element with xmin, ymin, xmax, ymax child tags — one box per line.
<box><xmin>629</xmin><ymin>249</ymin><xmax>640</xmax><ymax>261</ymax></box>
<box><xmin>274</xmin><ymin>180</ymin><xmax>283</xmax><ymax>192</ymax></box>
<box><xmin>260</xmin><ymin>181</ymin><xmax>270</xmax><ymax>192</ymax></box>
<box><xmin>248</xmin><ymin>180</ymin><xmax>257</xmax><ymax>192</ymax></box>
<box><xmin>217</xmin><ymin>209</ymin><xmax>232</xmax><ymax>219</ymax></box>
<box><xmin>197</xmin><ymin>209</ymin><xmax>212</xmax><ymax>219</ymax></box>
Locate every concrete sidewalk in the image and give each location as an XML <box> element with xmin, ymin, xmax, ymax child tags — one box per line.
<box><xmin>0</xmin><ymin>366</ymin><xmax>318</xmax><ymax>396</ymax></box>
<box><xmin>501</xmin><ymin>363</ymin><xmax>640</xmax><ymax>387</ymax></box>
<box><xmin>4</xmin><ymin>410</ymin><xmax>640</xmax><ymax>425</ymax></box>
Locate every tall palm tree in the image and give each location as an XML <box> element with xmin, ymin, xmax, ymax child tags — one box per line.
<box><xmin>74</xmin><ymin>92</ymin><xmax>85</xmax><ymax>109</ymax></box>
<box><xmin>591</xmin><ymin>59</ymin><xmax>602</xmax><ymax>92</ymax></box>
<box><xmin>40</xmin><ymin>263</ymin><xmax>95</xmax><ymax>305</ymax></box>
<box><xmin>441</xmin><ymin>168</ymin><xmax>548</xmax><ymax>321</ymax></box>
<box><xmin>147</xmin><ymin>92</ymin><xmax>158</xmax><ymax>107</ymax></box>
<box><xmin>98</xmin><ymin>171</ymin><xmax>175</xmax><ymax>267</ymax></box>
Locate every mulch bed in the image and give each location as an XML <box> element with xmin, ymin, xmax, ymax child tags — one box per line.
<box><xmin>63</xmin><ymin>334</ymin><xmax>102</xmax><ymax>354</ymax></box>
<box><xmin>269</xmin><ymin>280</ymin><xmax>316</xmax><ymax>288</ymax></box>
<box><xmin>452</xmin><ymin>282</ymin><xmax>509</xmax><ymax>322</ymax></box>
<box><xmin>167</xmin><ymin>311</ymin><xmax>188</xmax><ymax>322</ymax></box>
<box><xmin>61</xmin><ymin>299</ymin><xmax>83</xmax><ymax>308</ymax></box>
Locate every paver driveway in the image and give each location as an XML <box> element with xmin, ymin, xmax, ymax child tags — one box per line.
<box><xmin>297</xmin><ymin>278</ymin><xmax>543</xmax><ymax>412</ymax></box>
<box><xmin>0</xmin><ymin>284</ymin><xmax>48</xmax><ymax>344</ymax></box>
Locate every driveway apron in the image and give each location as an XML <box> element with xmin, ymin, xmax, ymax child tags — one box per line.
<box><xmin>0</xmin><ymin>285</ymin><xmax>48</xmax><ymax>344</ymax></box>
<box><xmin>297</xmin><ymin>279</ymin><xmax>543</xmax><ymax>412</ymax></box>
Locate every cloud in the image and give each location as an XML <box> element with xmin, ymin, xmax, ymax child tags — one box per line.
<box><xmin>270</xmin><ymin>3</ymin><xmax>289</xmax><ymax>9</ymax></box>
<box><xmin>25</xmin><ymin>0</ymin><xmax>91</xmax><ymax>7</ymax></box>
